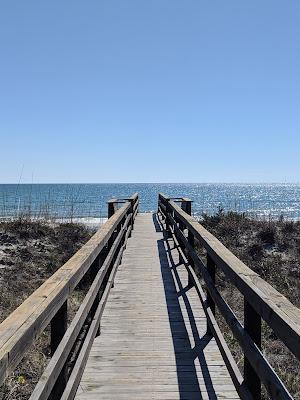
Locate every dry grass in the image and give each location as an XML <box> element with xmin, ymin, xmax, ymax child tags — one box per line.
<box><xmin>199</xmin><ymin>210</ymin><xmax>300</xmax><ymax>399</ymax></box>
<box><xmin>0</xmin><ymin>217</ymin><xmax>94</xmax><ymax>400</ymax></box>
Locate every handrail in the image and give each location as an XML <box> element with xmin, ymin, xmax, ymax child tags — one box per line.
<box><xmin>0</xmin><ymin>193</ymin><xmax>139</xmax><ymax>399</ymax></box>
<box><xmin>158</xmin><ymin>192</ymin><xmax>300</xmax><ymax>400</ymax></box>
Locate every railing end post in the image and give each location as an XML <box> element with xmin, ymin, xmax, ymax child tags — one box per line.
<box><xmin>181</xmin><ymin>198</ymin><xmax>193</xmax><ymax>216</ymax></box>
<box><xmin>107</xmin><ymin>199</ymin><xmax>118</xmax><ymax>219</ymax></box>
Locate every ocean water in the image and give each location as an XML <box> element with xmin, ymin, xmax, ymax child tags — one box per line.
<box><xmin>0</xmin><ymin>183</ymin><xmax>300</xmax><ymax>220</ymax></box>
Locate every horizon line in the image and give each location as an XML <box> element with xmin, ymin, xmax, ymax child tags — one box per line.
<box><xmin>0</xmin><ymin>182</ymin><xmax>300</xmax><ymax>185</ymax></box>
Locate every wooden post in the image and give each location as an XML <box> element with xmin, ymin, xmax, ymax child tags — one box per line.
<box><xmin>178</xmin><ymin>200</ymin><xmax>185</xmax><ymax>232</ymax></box>
<box><xmin>244</xmin><ymin>300</ymin><xmax>261</xmax><ymax>399</ymax></box>
<box><xmin>181</xmin><ymin>198</ymin><xmax>192</xmax><ymax>216</ymax></box>
<box><xmin>206</xmin><ymin>254</ymin><xmax>216</xmax><ymax>335</ymax></box>
<box><xmin>187</xmin><ymin>230</ymin><xmax>195</xmax><ymax>286</ymax></box>
<box><xmin>128</xmin><ymin>198</ymin><xmax>135</xmax><ymax>236</ymax></box>
<box><xmin>50</xmin><ymin>301</ymin><xmax>68</xmax><ymax>400</ymax></box>
<box><xmin>90</xmin><ymin>253</ymin><xmax>105</xmax><ymax>337</ymax></box>
<box><xmin>182</xmin><ymin>199</ymin><xmax>194</xmax><ymax>287</ymax></box>
<box><xmin>165</xmin><ymin>199</ymin><xmax>172</xmax><ymax>237</ymax></box>
<box><xmin>107</xmin><ymin>198</ymin><xmax>118</xmax><ymax>252</ymax></box>
<box><xmin>107</xmin><ymin>199</ymin><xmax>117</xmax><ymax>218</ymax></box>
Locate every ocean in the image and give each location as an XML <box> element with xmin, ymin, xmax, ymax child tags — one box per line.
<box><xmin>0</xmin><ymin>183</ymin><xmax>300</xmax><ymax>220</ymax></box>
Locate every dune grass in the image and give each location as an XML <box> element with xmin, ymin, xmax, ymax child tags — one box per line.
<box><xmin>200</xmin><ymin>210</ymin><xmax>300</xmax><ymax>399</ymax></box>
<box><xmin>0</xmin><ymin>217</ymin><xmax>94</xmax><ymax>400</ymax></box>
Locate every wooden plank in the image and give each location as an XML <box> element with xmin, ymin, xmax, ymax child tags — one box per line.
<box><xmin>75</xmin><ymin>213</ymin><xmax>239</xmax><ymax>400</ymax></box>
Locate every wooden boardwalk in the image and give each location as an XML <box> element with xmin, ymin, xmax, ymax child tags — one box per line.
<box><xmin>75</xmin><ymin>213</ymin><xmax>239</xmax><ymax>400</ymax></box>
<box><xmin>1</xmin><ymin>193</ymin><xmax>298</xmax><ymax>399</ymax></box>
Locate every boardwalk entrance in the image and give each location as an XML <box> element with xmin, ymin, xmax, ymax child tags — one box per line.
<box><xmin>75</xmin><ymin>213</ymin><xmax>238</xmax><ymax>399</ymax></box>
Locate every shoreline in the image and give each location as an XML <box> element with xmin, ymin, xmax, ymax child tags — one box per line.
<box><xmin>0</xmin><ymin>216</ymin><xmax>108</xmax><ymax>229</ymax></box>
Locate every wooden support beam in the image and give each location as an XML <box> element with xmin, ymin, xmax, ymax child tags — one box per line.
<box><xmin>244</xmin><ymin>300</ymin><xmax>262</xmax><ymax>399</ymax></box>
<box><xmin>50</xmin><ymin>301</ymin><xmax>68</xmax><ymax>400</ymax></box>
<box><xmin>107</xmin><ymin>199</ymin><xmax>118</xmax><ymax>218</ymax></box>
<box><xmin>206</xmin><ymin>254</ymin><xmax>216</xmax><ymax>335</ymax></box>
<box><xmin>182</xmin><ymin>198</ymin><xmax>194</xmax><ymax>287</ymax></box>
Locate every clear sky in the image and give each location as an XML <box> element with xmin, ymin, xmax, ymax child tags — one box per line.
<box><xmin>0</xmin><ymin>1</ymin><xmax>299</xmax><ymax>183</ymax></box>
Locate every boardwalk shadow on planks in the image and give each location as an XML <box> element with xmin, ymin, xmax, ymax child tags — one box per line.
<box><xmin>152</xmin><ymin>212</ymin><xmax>163</xmax><ymax>232</ymax></box>
<box><xmin>154</xmin><ymin>213</ymin><xmax>218</xmax><ymax>400</ymax></box>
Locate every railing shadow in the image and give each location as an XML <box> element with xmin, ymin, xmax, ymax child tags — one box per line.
<box><xmin>154</xmin><ymin>213</ymin><xmax>217</xmax><ymax>400</ymax></box>
<box><xmin>152</xmin><ymin>212</ymin><xmax>163</xmax><ymax>232</ymax></box>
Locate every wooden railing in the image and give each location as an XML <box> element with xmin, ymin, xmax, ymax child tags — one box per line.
<box><xmin>0</xmin><ymin>193</ymin><xmax>139</xmax><ymax>400</ymax></box>
<box><xmin>158</xmin><ymin>193</ymin><xmax>300</xmax><ymax>400</ymax></box>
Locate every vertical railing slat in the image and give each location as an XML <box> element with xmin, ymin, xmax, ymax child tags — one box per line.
<box><xmin>206</xmin><ymin>254</ymin><xmax>216</xmax><ymax>335</ymax></box>
<box><xmin>244</xmin><ymin>299</ymin><xmax>262</xmax><ymax>399</ymax></box>
<box><xmin>50</xmin><ymin>301</ymin><xmax>68</xmax><ymax>400</ymax></box>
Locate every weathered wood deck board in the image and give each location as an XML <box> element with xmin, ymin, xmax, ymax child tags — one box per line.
<box><xmin>75</xmin><ymin>213</ymin><xmax>239</xmax><ymax>400</ymax></box>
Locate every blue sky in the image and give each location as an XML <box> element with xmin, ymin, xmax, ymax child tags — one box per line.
<box><xmin>0</xmin><ymin>1</ymin><xmax>299</xmax><ymax>183</ymax></box>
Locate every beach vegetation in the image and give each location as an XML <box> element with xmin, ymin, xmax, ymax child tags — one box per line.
<box><xmin>200</xmin><ymin>211</ymin><xmax>300</xmax><ymax>399</ymax></box>
<box><xmin>0</xmin><ymin>218</ymin><xmax>94</xmax><ymax>400</ymax></box>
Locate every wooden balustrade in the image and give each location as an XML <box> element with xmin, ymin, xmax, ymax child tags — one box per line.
<box><xmin>158</xmin><ymin>192</ymin><xmax>300</xmax><ymax>400</ymax></box>
<box><xmin>1</xmin><ymin>190</ymin><xmax>299</xmax><ymax>400</ymax></box>
<box><xmin>0</xmin><ymin>193</ymin><xmax>139</xmax><ymax>400</ymax></box>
